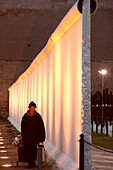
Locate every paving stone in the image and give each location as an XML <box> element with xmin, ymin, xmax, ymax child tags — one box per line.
<box><xmin>1</xmin><ymin>116</ymin><xmax>113</xmax><ymax>170</ymax></box>
<box><xmin>0</xmin><ymin>117</ymin><xmax>59</xmax><ymax>170</ymax></box>
<box><xmin>92</xmin><ymin>146</ymin><xmax>113</xmax><ymax>170</ymax></box>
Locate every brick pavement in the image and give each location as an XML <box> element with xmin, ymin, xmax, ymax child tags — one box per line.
<box><xmin>1</xmin><ymin>116</ymin><xmax>113</xmax><ymax>170</ymax></box>
<box><xmin>0</xmin><ymin>117</ymin><xmax>59</xmax><ymax>170</ymax></box>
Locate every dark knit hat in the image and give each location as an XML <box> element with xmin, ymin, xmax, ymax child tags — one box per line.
<box><xmin>28</xmin><ymin>101</ymin><xmax>37</xmax><ymax>108</ymax></box>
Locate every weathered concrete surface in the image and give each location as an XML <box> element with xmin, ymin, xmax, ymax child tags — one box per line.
<box><xmin>82</xmin><ymin>0</ymin><xmax>92</xmax><ymax>169</ymax></box>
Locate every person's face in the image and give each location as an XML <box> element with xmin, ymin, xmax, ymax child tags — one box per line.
<box><xmin>29</xmin><ymin>106</ymin><xmax>36</xmax><ymax>114</ymax></box>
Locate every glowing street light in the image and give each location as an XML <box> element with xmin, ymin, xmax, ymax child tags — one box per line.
<box><xmin>98</xmin><ymin>69</ymin><xmax>108</xmax><ymax>120</ymax></box>
<box><xmin>98</xmin><ymin>69</ymin><xmax>107</xmax><ymax>76</ymax></box>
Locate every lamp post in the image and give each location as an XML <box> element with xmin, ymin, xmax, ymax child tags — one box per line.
<box><xmin>98</xmin><ymin>69</ymin><xmax>107</xmax><ymax>123</ymax></box>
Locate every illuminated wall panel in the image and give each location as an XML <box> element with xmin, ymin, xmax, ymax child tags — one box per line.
<box><xmin>8</xmin><ymin>2</ymin><xmax>82</xmax><ymax>169</ymax></box>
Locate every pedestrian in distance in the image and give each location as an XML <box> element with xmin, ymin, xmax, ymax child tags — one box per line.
<box><xmin>21</xmin><ymin>101</ymin><xmax>46</xmax><ymax>169</ymax></box>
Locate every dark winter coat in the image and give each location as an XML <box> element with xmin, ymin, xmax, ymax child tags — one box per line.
<box><xmin>21</xmin><ymin>111</ymin><xmax>46</xmax><ymax>145</ymax></box>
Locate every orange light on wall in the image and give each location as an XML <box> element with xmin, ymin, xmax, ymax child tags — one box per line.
<box><xmin>8</xmin><ymin>1</ymin><xmax>83</xmax><ymax>168</ymax></box>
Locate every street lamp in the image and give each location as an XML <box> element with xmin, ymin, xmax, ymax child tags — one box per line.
<box><xmin>98</xmin><ymin>69</ymin><xmax>107</xmax><ymax>119</ymax></box>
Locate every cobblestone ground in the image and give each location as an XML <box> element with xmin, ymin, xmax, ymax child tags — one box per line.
<box><xmin>0</xmin><ymin>117</ymin><xmax>59</xmax><ymax>170</ymax></box>
<box><xmin>1</xmin><ymin>116</ymin><xmax>113</xmax><ymax>170</ymax></box>
<box><xmin>92</xmin><ymin>145</ymin><xmax>113</xmax><ymax>170</ymax></box>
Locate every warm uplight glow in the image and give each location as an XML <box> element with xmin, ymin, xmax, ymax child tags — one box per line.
<box><xmin>1</xmin><ymin>156</ymin><xmax>9</xmax><ymax>159</ymax></box>
<box><xmin>2</xmin><ymin>164</ymin><xmax>12</xmax><ymax>167</ymax></box>
<box><xmin>0</xmin><ymin>139</ymin><xmax>4</xmax><ymax>141</ymax></box>
<box><xmin>0</xmin><ymin>146</ymin><xmax>5</xmax><ymax>149</ymax></box>
<box><xmin>98</xmin><ymin>69</ymin><xmax>107</xmax><ymax>75</ymax></box>
<box><xmin>0</xmin><ymin>142</ymin><xmax>4</xmax><ymax>145</ymax></box>
<box><xmin>0</xmin><ymin>136</ymin><xmax>3</xmax><ymax>139</ymax></box>
<box><xmin>0</xmin><ymin>150</ymin><xmax>7</xmax><ymax>153</ymax></box>
<box><xmin>8</xmin><ymin>1</ymin><xmax>83</xmax><ymax>165</ymax></box>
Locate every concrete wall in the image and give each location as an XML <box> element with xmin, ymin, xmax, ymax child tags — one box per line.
<box><xmin>0</xmin><ymin>0</ymin><xmax>75</xmax><ymax>118</ymax></box>
<box><xmin>0</xmin><ymin>0</ymin><xmax>113</xmax><ymax>117</ymax></box>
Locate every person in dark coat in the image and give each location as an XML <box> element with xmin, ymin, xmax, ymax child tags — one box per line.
<box><xmin>21</xmin><ymin>101</ymin><xmax>46</xmax><ymax>169</ymax></box>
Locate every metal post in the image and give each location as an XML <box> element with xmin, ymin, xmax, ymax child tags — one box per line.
<box><xmin>91</xmin><ymin>116</ymin><xmax>93</xmax><ymax>133</ymax></box>
<box><xmin>102</xmin><ymin>75</ymin><xmax>104</xmax><ymax>119</ymax></box>
<box><xmin>79</xmin><ymin>134</ymin><xmax>84</xmax><ymax>170</ymax></box>
<box><xmin>112</xmin><ymin>121</ymin><xmax>113</xmax><ymax>137</ymax></box>
<box><xmin>101</xmin><ymin>117</ymin><xmax>103</xmax><ymax>133</ymax></box>
<box><xmin>106</xmin><ymin>117</ymin><xmax>108</xmax><ymax>136</ymax></box>
<box><xmin>38</xmin><ymin>144</ymin><xmax>43</xmax><ymax>170</ymax></box>
<box><xmin>98</xmin><ymin>69</ymin><xmax>107</xmax><ymax>129</ymax></box>
<box><xmin>96</xmin><ymin>121</ymin><xmax>98</xmax><ymax>133</ymax></box>
<box><xmin>101</xmin><ymin>75</ymin><xmax>104</xmax><ymax>133</ymax></box>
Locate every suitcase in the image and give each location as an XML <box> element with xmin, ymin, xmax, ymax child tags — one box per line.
<box><xmin>16</xmin><ymin>144</ymin><xmax>27</xmax><ymax>167</ymax></box>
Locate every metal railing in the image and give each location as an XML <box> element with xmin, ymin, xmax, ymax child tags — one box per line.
<box><xmin>79</xmin><ymin>133</ymin><xmax>113</xmax><ymax>170</ymax></box>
